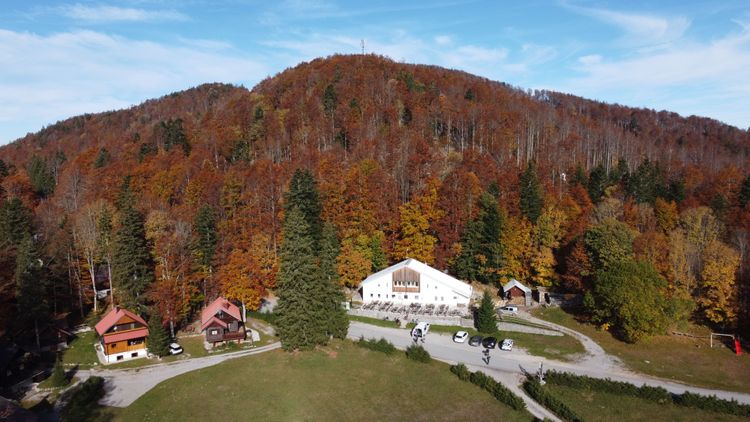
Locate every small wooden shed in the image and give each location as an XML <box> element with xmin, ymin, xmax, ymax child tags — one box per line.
<box><xmin>502</xmin><ymin>279</ymin><xmax>532</xmax><ymax>307</ymax></box>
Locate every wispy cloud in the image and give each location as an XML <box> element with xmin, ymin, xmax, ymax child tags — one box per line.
<box><xmin>563</xmin><ymin>2</ymin><xmax>690</xmax><ymax>48</ymax></box>
<box><xmin>60</xmin><ymin>4</ymin><xmax>189</xmax><ymax>23</ymax></box>
<box><xmin>0</xmin><ymin>29</ymin><xmax>267</xmax><ymax>143</ymax></box>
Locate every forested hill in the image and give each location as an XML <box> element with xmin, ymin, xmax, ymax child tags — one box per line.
<box><xmin>1</xmin><ymin>54</ymin><xmax>749</xmax><ymax>339</ymax></box>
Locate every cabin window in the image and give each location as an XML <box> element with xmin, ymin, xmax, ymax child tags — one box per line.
<box><xmin>131</xmin><ymin>352</ymin><xmax>138</xmax><ymax>358</ymax></box>
<box><xmin>127</xmin><ymin>339</ymin><xmax>143</xmax><ymax>346</ymax></box>
<box><xmin>210</xmin><ymin>329</ymin><xmax>219</xmax><ymax>336</ymax></box>
<box><xmin>111</xmin><ymin>343</ymin><xmax>117</xmax><ymax>349</ymax></box>
<box><xmin>117</xmin><ymin>355</ymin><xmax>123</xmax><ymax>361</ymax></box>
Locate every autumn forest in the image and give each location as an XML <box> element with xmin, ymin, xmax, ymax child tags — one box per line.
<box><xmin>1</xmin><ymin>54</ymin><xmax>749</xmax><ymax>344</ymax></box>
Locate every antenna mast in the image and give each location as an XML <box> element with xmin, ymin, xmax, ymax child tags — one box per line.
<box><xmin>361</xmin><ymin>39</ymin><xmax>365</xmax><ymax>55</ymax></box>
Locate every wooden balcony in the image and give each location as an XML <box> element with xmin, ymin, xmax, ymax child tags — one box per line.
<box><xmin>223</xmin><ymin>330</ymin><xmax>246</xmax><ymax>341</ymax></box>
<box><xmin>392</xmin><ymin>286</ymin><xmax>420</xmax><ymax>293</ymax></box>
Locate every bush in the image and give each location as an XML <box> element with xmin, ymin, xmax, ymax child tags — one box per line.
<box><xmin>450</xmin><ymin>363</ymin><xmax>471</xmax><ymax>382</ymax></box>
<box><xmin>544</xmin><ymin>370</ymin><xmax>671</xmax><ymax>403</ymax></box>
<box><xmin>61</xmin><ymin>376</ymin><xmax>105</xmax><ymax>422</ymax></box>
<box><xmin>48</xmin><ymin>357</ymin><xmax>68</xmax><ymax>388</ymax></box>
<box><xmin>523</xmin><ymin>378</ymin><xmax>582</xmax><ymax>422</ymax></box>
<box><xmin>492</xmin><ymin>381</ymin><xmax>527</xmax><ymax>411</ymax></box>
<box><xmin>675</xmin><ymin>391</ymin><xmax>750</xmax><ymax>417</ymax></box>
<box><xmin>469</xmin><ymin>370</ymin><xmax>495</xmax><ymax>390</ymax></box>
<box><xmin>405</xmin><ymin>344</ymin><xmax>431</xmax><ymax>363</ymax></box>
<box><xmin>356</xmin><ymin>337</ymin><xmax>396</xmax><ymax>355</ymax></box>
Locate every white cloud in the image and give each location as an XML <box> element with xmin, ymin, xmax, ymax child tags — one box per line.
<box><xmin>0</xmin><ymin>29</ymin><xmax>268</xmax><ymax>143</ymax></box>
<box><xmin>61</xmin><ymin>4</ymin><xmax>189</xmax><ymax>23</ymax></box>
<box><xmin>435</xmin><ymin>35</ymin><xmax>452</xmax><ymax>45</ymax></box>
<box><xmin>578</xmin><ymin>54</ymin><xmax>601</xmax><ymax>65</ymax></box>
<box><xmin>564</xmin><ymin>3</ymin><xmax>690</xmax><ymax>47</ymax></box>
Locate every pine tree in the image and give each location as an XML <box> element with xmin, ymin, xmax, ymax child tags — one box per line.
<box><xmin>275</xmin><ymin>208</ymin><xmax>328</xmax><ymax>350</ymax></box>
<box><xmin>285</xmin><ymin>169</ymin><xmax>323</xmax><ymax>247</ymax></box>
<box><xmin>739</xmin><ymin>175</ymin><xmax>750</xmax><ymax>208</ymax></box>
<box><xmin>587</xmin><ymin>164</ymin><xmax>607</xmax><ymax>203</ymax></box>
<box><xmin>15</xmin><ymin>234</ymin><xmax>49</xmax><ymax>348</ymax></box>
<box><xmin>320</xmin><ymin>223</ymin><xmax>340</xmax><ymax>286</ymax></box>
<box><xmin>147</xmin><ymin>314</ymin><xmax>170</xmax><ymax>357</ymax></box>
<box><xmin>369</xmin><ymin>232</ymin><xmax>387</xmax><ymax>272</ymax></box>
<box><xmin>0</xmin><ymin>198</ymin><xmax>32</xmax><ymax>248</ymax></box>
<box><xmin>192</xmin><ymin>205</ymin><xmax>217</xmax><ymax>299</ymax></box>
<box><xmin>49</xmin><ymin>356</ymin><xmax>67</xmax><ymax>387</ymax></box>
<box><xmin>452</xmin><ymin>219</ymin><xmax>483</xmax><ymax>282</ymax></box>
<box><xmin>27</xmin><ymin>155</ymin><xmax>56</xmax><ymax>198</ymax></box>
<box><xmin>112</xmin><ymin>184</ymin><xmax>154</xmax><ymax>312</ymax></box>
<box><xmin>452</xmin><ymin>192</ymin><xmax>503</xmax><ymax>284</ymax></box>
<box><xmin>93</xmin><ymin>148</ymin><xmax>110</xmax><ymax>168</ymax></box>
<box><xmin>519</xmin><ymin>162</ymin><xmax>543</xmax><ymax>224</ymax></box>
<box><xmin>475</xmin><ymin>290</ymin><xmax>498</xmax><ymax>334</ymax></box>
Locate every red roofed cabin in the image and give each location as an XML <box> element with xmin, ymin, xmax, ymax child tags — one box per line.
<box><xmin>201</xmin><ymin>297</ymin><xmax>246</xmax><ymax>346</ymax></box>
<box><xmin>94</xmin><ymin>306</ymin><xmax>149</xmax><ymax>364</ymax></box>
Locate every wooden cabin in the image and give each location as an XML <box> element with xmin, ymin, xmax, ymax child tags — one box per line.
<box><xmin>502</xmin><ymin>279</ymin><xmax>532</xmax><ymax>307</ymax></box>
<box><xmin>201</xmin><ymin>297</ymin><xmax>246</xmax><ymax>346</ymax></box>
<box><xmin>94</xmin><ymin>306</ymin><xmax>149</xmax><ymax>364</ymax></box>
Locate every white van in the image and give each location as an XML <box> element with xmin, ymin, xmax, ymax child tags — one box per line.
<box><xmin>411</xmin><ymin>322</ymin><xmax>430</xmax><ymax>338</ymax></box>
<box><xmin>501</xmin><ymin>305</ymin><xmax>518</xmax><ymax>314</ymax></box>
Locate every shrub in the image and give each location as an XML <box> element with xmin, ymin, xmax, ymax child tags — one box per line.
<box><xmin>523</xmin><ymin>378</ymin><xmax>582</xmax><ymax>422</ymax></box>
<box><xmin>48</xmin><ymin>357</ymin><xmax>68</xmax><ymax>388</ymax></box>
<box><xmin>492</xmin><ymin>381</ymin><xmax>526</xmax><ymax>411</ymax></box>
<box><xmin>356</xmin><ymin>337</ymin><xmax>396</xmax><ymax>355</ymax></box>
<box><xmin>674</xmin><ymin>391</ymin><xmax>750</xmax><ymax>416</ymax></box>
<box><xmin>544</xmin><ymin>370</ymin><xmax>671</xmax><ymax>403</ymax></box>
<box><xmin>450</xmin><ymin>363</ymin><xmax>471</xmax><ymax>382</ymax></box>
<box><xmin>61</xmin><ymin>376</ymin><xmax>105</xmax><ymax>422</ymax></box>
<box><xmin>405</xmin><ymin>344</ymin><xmax>431</xmax><ymax>363</ymax></box>
<box><xmin>469</xmin><ymin>371</ymin><xmax>494</xmax><ymax>390</ymax></box>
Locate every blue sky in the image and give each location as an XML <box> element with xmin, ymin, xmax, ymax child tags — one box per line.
<box><xmin>1</xmin><ymin>1</ymin><xmax>749</xmax><ymax>145</ymax></box>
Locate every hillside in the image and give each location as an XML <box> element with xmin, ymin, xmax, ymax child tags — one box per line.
<box><xmin>0</xmin><ymin>54</ymin><xmax>748</xmax><ymax>338</ymax></box>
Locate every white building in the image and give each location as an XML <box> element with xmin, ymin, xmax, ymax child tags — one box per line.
<box><xmin>359</xmin><ymin>258</ymin><xmax>472</xmax><ymax>307</ymax></box>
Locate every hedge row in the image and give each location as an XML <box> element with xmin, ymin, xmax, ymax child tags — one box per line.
<box><xmin>544</xmin><ymin>370</ymin><xmax>750</xmax><ymax>417</ymax></box>
<box><xmin>449</xmin><ymin>364</ymin><xmax>526</xmax><ymax>411</ymax></box>
<box><xmin>406</xmin><ymin>344</ymin><xmax>432</xmax><ymax>363</ymax></box>
<box><xmin>522</xmin><ymin>378</ymin><xmax>583</xmax><ymax>422</ymax></box>
<box><xmin>674</xmin><ymin>391</ymin><xmax>750</xmax><ymax>417</ymax></box>
<box><xmin>544</xmin><ymin>370</ymin><xmax>671</xmax><ymax>403</ymax></box>
<box><xmin>356</xmin><ymin>337</ymin><xmax>397</xmax><ymax>355</ymax></box>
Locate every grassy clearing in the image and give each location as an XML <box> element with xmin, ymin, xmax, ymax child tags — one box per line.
<box><xmin>546</xmin><ymin>384</ymin><xmax>747</xmax><ymax>422</ymax></box>
<box><xmin>533</xmin><ymin>307</ymin><xmax>750</xmax><ymax>393</ymax></box>
<box><xmin>348</xmin><ymin>314</ymin><xmax>400</xmax><ymax>328</ymax></box>
<box><xmin>116</xmin><ymin>340</ymin><xmax>534</xmax><ymax>422</ymax></box>
<box><xmin>62</xmin><ymin>331</ymin><xmax>99</xmax><ymax>368</ymax></box>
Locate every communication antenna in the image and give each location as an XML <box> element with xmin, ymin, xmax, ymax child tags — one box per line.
<box><xmin>361</xmin><ymin>39</ymin><xmax>365</xmax><ymax>55</ymax></box>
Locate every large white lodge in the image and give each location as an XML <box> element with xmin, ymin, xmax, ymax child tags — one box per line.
<box><xmin>359</xmin><ymin>258</ymin><xmax>472</xmax><ymax>307</ymax></box>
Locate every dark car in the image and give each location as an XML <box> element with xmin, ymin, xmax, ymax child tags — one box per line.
<box><xmin>481</xmin><ymin>336</ymin><xmax>498</xmax><ymax>349</ymax></box>
<box><xmin>468</xmin><ymin>335</ymin><xmax>483</xmax><ymax>347</ymax></box>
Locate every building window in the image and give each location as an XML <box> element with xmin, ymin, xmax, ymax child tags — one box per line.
<box><xmin>210</xmin><ymin>329</ymin><xmax>219</xmax><ymax>336</ymax></box>
<box><xmin>128</xmin><ymin>339</ymin><xmax>143</xmax><ymax>346</ymax></box>
<box><xmin>117</xmin><ymin>355</ymin><xmax>124</xmax><ymax>361</ymax></box>
<box><xmin>370</xmin><ymin>294</ymin><xmax>373</xmax><ymax>297</ymax></box>
<box><xmin>441</xmin><ymin>297</ymin><xmax>444</xmax><ymax>301</ymax></box>
<box><xmin>415</xmin><ymin>296</ymin><xmax>419</xmax><ymax>300</ymax></box>
<box><xmin>392</xmin><ymin>294</ymin><xmax>396</xmax><ymax>298</ymax></box>
<box><xmin>377</xmin><ymin>294</ymin><xmax>381</xmax><ymax>298</ymax></box>
<box><xmin>453</xmin><ymin>296</ymin><xmax>457</xmax><ymax>300</ymax></box>
<box><xmin>131</xmin><ymin>352</ymin><xmax>138</xmax><ymax>358</ymax></box>
<box><xmin>111</xmin><ymin>343</ymin><xmax>117</xmax><ymax>349</ymax></box>
<box><xmin>404</xmin><ymin>294</ymin><xmax>408</xmax><ymax>299</ymax></box>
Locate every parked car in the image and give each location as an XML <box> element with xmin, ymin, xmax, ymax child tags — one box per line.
<box><xmin>468</xmin><ymin>335</ymin><xmax>483</xmax><ymax>347</ymax></box>
<box><xmin>500</xmin><ymin>305</ymin><xmax>518</xmax><ymax>314</ymax></box>
<box><xmin>500</xmin><ymin>339</ymin><xmax>514</xmax><ymax>351</ymax></box>
<box><xmin>481</xmin><ymin>336</ymin><xmax>498</xmax><ymax>349</ymax></box>
<box><xmin>453</xmin><ymin>331</ymin><xmax>469</xmax><ymax>343</ymax></box>
<box><xmin>169</xmin><ymin>342</ymin><xmax>183</xmax><ymax>355</ymax></box>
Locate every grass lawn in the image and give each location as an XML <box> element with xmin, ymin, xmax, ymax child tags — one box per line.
<box><xmin>348</xmin><ymin>314</ymin><xmax>400</xmax><ymax>328</ymax></box>
<box><xmin>533</xmin><ymin>307</ymin><xmax>750</xmax><ymax>393</ymax></box>
<box><xmin>546</xmin><ymin>384</ymin><xmax>747</xmax><ymax>421</ymax></box>
<box><xmin>62</xmin><ymin>331</ymin><xmax>99</xmax><ymax>368</ymax></box>
<box><xmin>115</xmin><ymin>340</ymin><xmax>534</xmax><ymax>422</ymax></box>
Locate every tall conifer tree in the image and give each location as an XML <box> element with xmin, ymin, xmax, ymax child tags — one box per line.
<box><xmin>112</xmin><ymin>180</ymin><xmax>154</xmax><ymax>311</ymax></box>
<box><xmin>284</xmin><ymin>169</ymin><xmax>323</xmax><ymax>247</ymax></box>
<box><xmin>15</xmin><ymin>234</ymin><xmax>49</xmax><ymax>348</ymax></box>
<box><xmin>519</xmin><ymin>162</ymin><xmax>543</xmax><ymax>223</ymax></box>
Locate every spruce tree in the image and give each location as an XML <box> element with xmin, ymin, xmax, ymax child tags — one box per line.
<box><xmin>452</xmin><ymin>219</ymin><xmax>483</xmax><ymax>282</ymax></box>
<box><xmin>192</xmin><ymin>205</ymin><xmax>217</xmax><ymax>277</ymax></box>
<box><xmin>320</xmin><ymin>223</ymin><xmax>340</xmax><ymax>286</ymax></box>
<box><xmin>284</xmin><ymin>169</ymin><xmax>323</xmax><ymax>247</ymax></box>
<box><xmin>475</xmin><ymin>290</ymin><xmax>498</xmax><ymax>334</ymax></box>
<box><xmin>0</xmin><ymin>158</ymin><xmax>8</xmax><ymax>177</ymax></box>
<box><xmin>93</xmin><ymin>148</ymin><xmax>110</xmax><ymax>168</ymax></box>
<box><xmin>15</xmin><ymin>234</ymin><xmax>50</xmax><ymax>348</ymax></box>
<box><xmin>27</xmin><ymin>155</ymin><xmax>56</xmax><ymax>198</ymax></box>
<box><xmin>0</xmin><ymin>198</ymin><xmax>32</xmax><ymax>248</ymax></box>
<box><xmin>275</xmin><ymin>208</ymin><xmax>328</xmax><ymax>350</ymax></box>
<box><xmin>49</xmin><ymin>356</ymin><xmax>67</xmax><ymax>387</ymax></box>
<box><xmin>369</xmin><ymin>232</ymin><xmax>387</xmax><ymax>272</ymax></box>
<box><xmin>739</xmin><ymin>175</ymin><xmax>750</xmax><ymax>208</ymax></box>
<box><xmin>477</xmin><ymin>192</ymin><xmax>503</xmax><ymax>283</ymax></box>
<box><xmin>147</xmin><ymin>314</ymin><xmax>170</xmax><ymax>357</ymax></box>
<box><xmin>112</xmin><ymin>184</ymin><xmax>154</xmax><ymax>312</ymax></box>
<box><xmin>519</xmin><ymin>162</ymin><xmax>543</xmax><ymax>223</ymax></box>
<box><xmin>587</xmin><ymin>164</ymin><xmax>607</xmax><ymax>203</ymax></box>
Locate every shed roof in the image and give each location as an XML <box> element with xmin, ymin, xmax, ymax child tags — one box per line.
<box><xmin>502</xmin><ymin>279</ymin><xmax>531</xmax><ymax>294</ymax></box>
<box><xmin>201</xmin><ymin>297</ymin><xmax>242</xmax><ymax>327</ymax></box>
<box><xmin>94</xmin><ymin>306</ymin><xmax>148</xmax><ymax>336</ymax></box>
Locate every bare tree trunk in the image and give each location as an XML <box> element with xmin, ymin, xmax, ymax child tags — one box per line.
<box><xmin>34</xmin><ymin>319</ymin><xmax>40</xmax><ymax>349</ymax></box>
<box><xmin>88</xmin><ymin>265</ymin><xmax>98</xmax><ymax>312</ymax></box>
